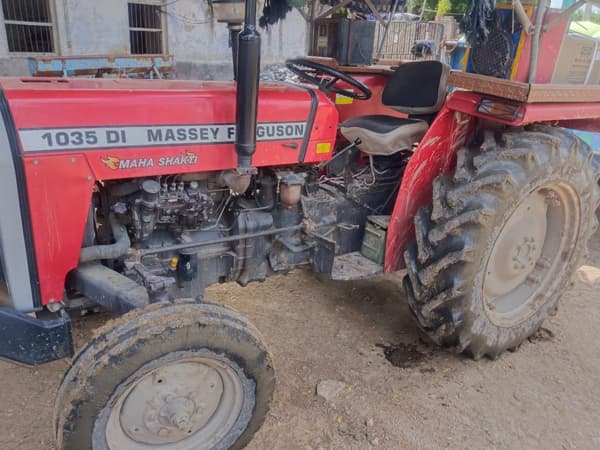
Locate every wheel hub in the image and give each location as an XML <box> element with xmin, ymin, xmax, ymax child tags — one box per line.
<box><xmin>106</xmin><ymin>353</ymin><xmax>245</xmax><ymax>449</ymax></box>
<box><xmin>482</xmin><ymin>183</ymin><xmax>580</xmax><ymax>327</ymax></box>
<box><xmin>119</xmin><ymin>361</ymin><xmax>225</xmax><ymax>444</ymax></box>
<box><xmin>484</xmin><ymin>192</ymin><xmax>547</xmax><ymax>300</ymax></box>
<box><xmin>159</xmin><ymin>397</ymin><xmax>196</xmax><ymax>431</ymax></box>
<box><xmin>511</xmin><ymin>236</ymin><xmax>538</xmax><ymax>273</ymax></box>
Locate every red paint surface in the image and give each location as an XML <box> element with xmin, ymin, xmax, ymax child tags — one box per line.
<box><xmin>513</xmin><ymin>10</ymin><xmax>569</xmax><ymax>83</ymax></box>
<box><xmin>2</xmin><ymin>77</ymin><xmax>338</xmax><ymax>305</ymax></box>
<box><xmin>24</xmin><ymin>156</ymin><xmax>95</xmax><ymax>303</ymax></box>
<box><xmin>7</xmin><ymin>73</ymin><xmax>598</xmax><ymax>302</ymax></box>
<box><xmin>326</xmin><ymin>74</ymin><xmax>407</xmax><ymax>123</ymax></box>
<box><xmin>383</xmin><ymin>87</ymin><xmax>600</xmax><ymax>273</ymax></box>
<box><xmin>447</xmin><ymin>90</ymin><xmax>600</xmax><ymax>132</ymax></box>
<box><xmin>384</xmin><ymin>101</ymin><xmax>476</xmax><ymax>272</ymax></box>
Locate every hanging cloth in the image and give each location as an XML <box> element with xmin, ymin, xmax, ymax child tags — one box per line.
<box><xmin>460</xmin><ymin>0</ymin><xmax>497</xmax><ymax>46</ymax></box>
<box><xmin>259</xmin><ymin>0</ymin><xmax>292</xmax><ymax>28</ymax></box>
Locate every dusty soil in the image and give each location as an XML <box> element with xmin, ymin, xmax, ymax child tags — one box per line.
<box><xmin>2</xmin><ymin>235</ymin><xmax>600</xmax><ymax>450</ymax></box>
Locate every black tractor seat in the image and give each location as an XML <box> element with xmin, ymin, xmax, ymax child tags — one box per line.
<box><xmin>340</xmin><ymin>115</ymin><xmax>428</xmax><ymax>156</ymax></box>
<box><xmin>340</xmin><ymin>60</ymin><xmax>450</xmax><ymax>156</ymax></box>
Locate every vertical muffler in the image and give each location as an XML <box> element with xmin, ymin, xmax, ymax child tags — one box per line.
<box><xmin>234</xmin><ymin>0</ymin><xmax>260</xmax><ymax>175</ymax></box>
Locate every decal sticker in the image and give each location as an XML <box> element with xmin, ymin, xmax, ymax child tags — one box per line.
<box><xmin>18</xmin><ymin>122</ymin><xmax>306</xmax><ymax>153</ymax></box>
<box><xmin>101</xmin><ymin>152</ymin><xmax>199</xmax><ymax>170</ymax></box>
<box><xmin>335</xmin><ymin>93</ymin><xmax>354</xmax><ymax>105</ymax></box>
<box><xmin>316</xmin><ymin>142</ymin><xmax>331</xmax><ymax>154</ymax></box>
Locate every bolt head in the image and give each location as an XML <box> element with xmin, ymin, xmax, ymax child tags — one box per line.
<box><xmin>47</xmin><ymin>301</ymin><xmax>62</xmax><ymax>313</ymax></box>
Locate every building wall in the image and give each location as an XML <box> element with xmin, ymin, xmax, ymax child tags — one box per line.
<box><xmin>166</xmin><ymin>0</ymin><xmax>306</xmax><ymax>79</ymax></box>
<box><xmin>0</xmin><ymin>0</ymin><xmax>307</xmax><ymax>79</ymax></box>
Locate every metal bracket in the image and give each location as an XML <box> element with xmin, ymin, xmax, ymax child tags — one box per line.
<box><xmin>0</xmin><ymin>307</ymin><xmax>73</xmax><ymax>366</ymax></box>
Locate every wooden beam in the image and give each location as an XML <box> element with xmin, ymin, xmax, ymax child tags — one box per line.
<box><xmin>315</xmin><ymin>0</ymin><xmax>352</xmax><ymax>20</ymax></box>
<box><xmin>528</xmin><ymin>84</ymin><xmax>600</xmax><ymax>103</ymax></box>
<box><xmin>448</xmin><ymin>71</ymin><xmax>600</xmax><ymax>104</ymax></box>
<box><xmin>448</xmin><ymin>71</ymin><xmax>530</xmax><ymax>102</ymax></box>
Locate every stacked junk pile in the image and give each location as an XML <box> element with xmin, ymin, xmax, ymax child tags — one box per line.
<box><xmin>454</xmin><ymin>0</ymin><xmax>600</xmax><ymax>85</ymax></box>
<box><xmin>308</xmin><ymin>0</ymin><xmax>455</xmax><ymax>64</ymax></box>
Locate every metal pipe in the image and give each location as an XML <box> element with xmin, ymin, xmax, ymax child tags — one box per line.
<box><xmin>138</xmin><ymin>225</ymin><xmax>302</xmax><ymax>256</ymax></box>
<box><xmin>529</xmin><ymin>0</ymin><xmax>549</xmax><ymax>84</ymax></box>
<box><xmin>376</xmin><ymin>0</ymin><xmax>400</xmax><ymax>59</ymax></box>
<box><xmin>513</xmin><ymin>0</ymin><xmax>534</xmax><ymax>34</ymax></box>
<box><xmin>79</xmin><ymin>214</ymin><xmax>130</xmax><ymax>263</ymax></box>
<box><xmin>228</xmin><ymin>24</ymin><xmax>242</xmax><ymax>80</ymax></box>
<box><xmin>234</xmin><ymin>0</ymin><xmax>261</xmax><ymax>173</ymax></box>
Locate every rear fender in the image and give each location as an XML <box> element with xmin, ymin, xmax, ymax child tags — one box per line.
<box><xmin>384</xmin><ymin>106</ymin><xmax>476</xmax><ymax>272</ymax></box>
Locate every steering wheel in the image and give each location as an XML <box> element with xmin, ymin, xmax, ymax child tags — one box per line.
<box><xmin>286</xmin><ymin>58</ymin><xmax>372</xmax><ymax>100</ymax></box>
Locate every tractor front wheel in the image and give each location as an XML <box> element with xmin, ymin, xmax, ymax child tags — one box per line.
<box><xmin>404</xmin><ymin>125</ymin><xmax>600</xmax><ymax>359</ymax></box>
<box><xmin>54</xmin><ymin>301</ymin><xmax>275</xmax><ymax>450</ymax></box>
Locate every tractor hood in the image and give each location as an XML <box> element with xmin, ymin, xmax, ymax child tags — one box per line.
<box><xmin>1</xmin><ymin>77</ymin><xmax>338</xmax><ymax>178</ymax></box>
<box><xmin>0</xmin><ymin>77</ymin><xmax>338</xmax><ymax>310</ymax></box>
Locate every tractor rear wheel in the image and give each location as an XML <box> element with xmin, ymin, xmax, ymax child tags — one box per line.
<box><xmin>404</xmin><ymin>125</ymin><xmax>600</xmax><ymax>359</ymax></box>
<box><xmin>54</xmin><ymin>301</ymin><xmax>275</xmax><ymax>450</ymax></box>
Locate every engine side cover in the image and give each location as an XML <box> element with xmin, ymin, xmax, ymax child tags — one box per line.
<box><xmin>0</xmin><ymin>78</ymin><xmax>338</xmax><ymax>305</ymax></box>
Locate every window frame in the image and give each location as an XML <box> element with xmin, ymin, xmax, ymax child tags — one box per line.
<box><xmin>128</xmin><ymin>0</ymin><xmax>167</xmax><ymax>55</ymax></box>
<box><xmin>1</xmin><ymin>0</ymin><xmax>58</xmax><ymax>55</ymax></box>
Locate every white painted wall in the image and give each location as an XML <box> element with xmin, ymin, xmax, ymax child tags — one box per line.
<box><xmin>54</xmin><ymin>0</ymin><xmax>131</xmax><ymax>55</ymax></box>
<box><xmin>0</xmin><ymin>0</ymin><xmax>307</xmax><ymax>78</ymax></box>
<box><xmin>167</xmin><ymin>0</ymin><xmax>306</xmax><ymax>64</ymax></box>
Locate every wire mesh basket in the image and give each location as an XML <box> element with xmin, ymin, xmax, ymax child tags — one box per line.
<box><xmin>374</xmin><ymin>21</ymin><xmax>446</xmax><ymax>61</ymax></box>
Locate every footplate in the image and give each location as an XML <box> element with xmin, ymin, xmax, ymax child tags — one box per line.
<box><xmin>330</xmin><ymin>252</ymin><xmax>384</xmax><ymax>281</ymax></box>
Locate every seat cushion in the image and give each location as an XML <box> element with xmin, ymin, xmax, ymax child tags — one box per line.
<box><xmin>340</xmin><ymin>115</ymin><xmax>428</xmax><ymax>156</ymax></box>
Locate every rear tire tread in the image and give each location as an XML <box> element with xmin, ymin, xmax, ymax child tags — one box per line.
<box><xmin>404</xmin><ymin>125</ymin><xmax>599</xmax><ymax>358</ymax></box>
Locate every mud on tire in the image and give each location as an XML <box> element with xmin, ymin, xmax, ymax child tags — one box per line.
<box><xmin>404</xmin><ymin>125</ymin><xmax>600</xmax><ymax>359</ymax></box>
<box><xmin>54</xmin><ymin>301</ymin><xmax>275</xmax><ymax>450</ymax></box>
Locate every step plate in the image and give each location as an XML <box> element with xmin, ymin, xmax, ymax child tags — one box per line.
<box><xmin>330</xmin><ymin>252</ymin><xmax>384</xmax><ymax>281</ymax></box>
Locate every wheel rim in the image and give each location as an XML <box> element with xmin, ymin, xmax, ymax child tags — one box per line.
<box><xmin>483</xmin><ymin>182</ymin><xmax>581</xmax><ymax>327</ymax></box>
<box><xmin>105</xmin><ymin>353</ymin><xmax>245</xmax><ymax>450</ymax></box>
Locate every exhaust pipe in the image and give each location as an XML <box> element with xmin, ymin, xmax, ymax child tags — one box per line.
<box><xmin>234</xmin><ymin>0</ymin><xmax>260</xmax><ymax>174</ymax></box>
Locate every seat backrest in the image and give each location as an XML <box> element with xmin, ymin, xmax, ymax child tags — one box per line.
<box><xmin>382</xmin><ymin>60</ymin><xmax>450</xmax><ymax>115</ymax></box>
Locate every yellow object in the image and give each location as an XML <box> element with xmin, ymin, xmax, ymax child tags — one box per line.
<box><xmin>170</xmin><ymin>257</ymin><xmax>178</xmax><ymax>269</ymax></box>
<box><xmin>335</xmin><ymin>94</ymin><xmax>353</xmax><ymax>105</ymax></box>
<box><xmin>316</xmin><ymin>142</ymin><xmax>331</xmax><ymax>154</ymax></box>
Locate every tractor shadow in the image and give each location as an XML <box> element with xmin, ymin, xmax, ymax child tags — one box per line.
<box><xmin>308</xmin><ymin>271</ymin><xmax>445</xmax><ymax>368</ymax></box>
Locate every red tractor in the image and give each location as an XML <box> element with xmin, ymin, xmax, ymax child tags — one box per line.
<box><xmin>1</xmin><ymin>0</ymin><xmax>599</xmax><ymax>448</ymax></box>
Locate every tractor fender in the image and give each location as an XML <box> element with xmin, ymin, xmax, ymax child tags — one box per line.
<box><xmin>384</xmin><ymin>105</ymin><xmax>477</xmax><ymax>272</ymax></box>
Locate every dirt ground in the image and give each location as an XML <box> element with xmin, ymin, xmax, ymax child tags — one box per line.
<box><xmin>2</xmin><ymin>235</ymin><xmax>600</xmax><ymax>450</ymax></box>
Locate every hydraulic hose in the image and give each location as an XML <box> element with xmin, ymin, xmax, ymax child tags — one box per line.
<box><xmin>79</xmin><ymin>213</ymin><xmax>130</xmax><ymax>263</ymax></box>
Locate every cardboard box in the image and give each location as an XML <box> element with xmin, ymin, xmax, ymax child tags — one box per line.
<box><xmin>552</xmin><ymin>34</ymin><xmax>597</xmax><ymax>84</ymax></box>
